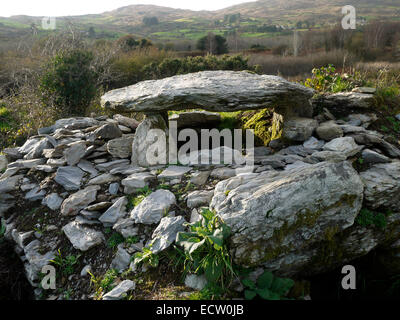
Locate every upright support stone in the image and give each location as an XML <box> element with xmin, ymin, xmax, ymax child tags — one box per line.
<box><xmin>131</xmin><ymin>113</ymin><xmax>169</xmax><ymax>167</ymax></box>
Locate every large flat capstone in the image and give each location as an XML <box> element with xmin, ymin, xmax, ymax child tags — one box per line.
<box><xmin>101</xmin><ymin>71</ymin><xmax>315</xmax><ymax>116</ymax></box>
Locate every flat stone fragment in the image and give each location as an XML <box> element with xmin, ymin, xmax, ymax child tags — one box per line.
<box><xmin>323</xmin><ymin>137</ymin><xmax>362</xmax><ymax>158</ymax></box>
<box><xmin>62</xmin><ymin>221</ymin><xmax>104</xmax><ymax>251</ymax></box>
<box><xmin>54</xmin><ymin>166</ymin><xmax>85</xmax><ymax>191</ymax></box>
<box><xmin>64</xmin><ymin>141</ymin><xmax>87</xmax><ymax>166</ymax></box>
<box><xmin>42</xmin><ymin>193</ymin><xmax>63</xmax><ymax>210</ymax></box>
<box><xmin>187</xmin><ymin>190</ymin><xmax>214</xmax><ymax>209</ymax></box>
<box><xmin>25</xmin><ymin>187</ymin><xmax>46</xmax><ymax>201</ymax></box>
<box><xmin>110</xmin><ymin>245</ymin><xmax>131</xmax><ymax>271</ymax></box>
<box><xmin>107</xmin><ymin>135</ymin><xmax>135</xmax><ymax>159</ymax></box>
<box><xmin>99</xmin><ymin>197</ymin><xmax>128</xmax><ymax>227</ymax></box>
<box><xmin>150</xmin><ymin>216</ymin><xmax>186</xmax><ymax>254</ymax></box>
<box><xmin>0</xmin><ymin>175</ymin><xmax>24</xmax><ymax>193</ymax></box>
<box><xmin>362</xmin><ymin>149</ymin><xmax>390</xmax><ymax>164</ymax></box>
<box><xmin>360</xmin><ymin>161</ymin><xmax>400</xmax><ymax>211</ymax></box>
<box><xmin>190</xmin><ymin>171</ymin><xmax>210</xmax><ymax>186</ymax></box>
<box><xmin>283</xmin><ymin>117</ymin><xmax>318</xmax><ymax>142</ymax></box>
<box><xmin>113</xmin><ymin>114</ymin><xmax>140</xmax><ymax>130</ymax></box>
<box><xmin>184</xmin><ymin>274</ymin><xmax>207</xmax><ymax>291</ymax></box>
<box><xmin>316</xmin><ymin>121</ymin><xmax>344</xmax><ymax>141</ymax></box>
<box><xmin>303</xmin><ymin>137</ymin><xmax>325</xmax><ymax>150</ymax></box>
<box><xmin>88</xmin><ymin>173</ymin><xmax>120</xmax><ymax>185</ymax></box>
<box><xmin>101</xmin><ymin>71</ymin><xmax>315</xmax><ymax>116</ymax></box>
<box><xmin>0</xmin><ymin>155</ymin><xmax>8</xmax><ymax>171</ymax></box>
<box><xmin>102</xmin><ymin>280</ymin><xmax>135</xmax><ymax>300</ymax></box>
<box><xmin>131</xmin><ymin>114</ymin><xmax>169</xmax><ymax>167</ymax></box>
<box><xmin>61</xmin><ymin>185</ymin><xmax>100</xmax><ymax>216</ymax></box>
<box><xmin>122</xmin><ymin>172</ymin><xmax>155</xmax><ymax>194</ymax></box>
<box><xmin>131</xmin><ymin>190</ymin><xmax>176</xmax><ymax>225</ymax></box>
<box><xmin>158</xmin><ymin>166</ymin><xmax>192</xmax><ymax>181</ymax></box>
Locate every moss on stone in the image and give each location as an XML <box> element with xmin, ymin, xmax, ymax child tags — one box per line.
<box><xmin>242</xmin><ymin>109</ymin><xmax>282</xmax><ymax>146</ymax></box>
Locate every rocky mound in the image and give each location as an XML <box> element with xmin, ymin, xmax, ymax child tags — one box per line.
<box><xmin>1</xmin><ymin>72</ymin><xmax>400</xmax><ymax>300</ymax></box>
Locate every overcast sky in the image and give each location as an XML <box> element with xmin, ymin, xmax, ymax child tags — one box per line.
<box><xmin>1</xmin><ymin>0</ymin><xmax>254</xmax><ymax>17</ymax></box>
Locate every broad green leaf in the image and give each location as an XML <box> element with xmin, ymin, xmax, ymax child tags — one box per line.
<box><xmin>244</xmin><ymin>290</ymin><xmax>257</xmax><ymax>300</ymax></box>
<box><xmin>241</xmin><ymin>278</ymin><xmax>256</xmax><ymax>290</ymax></box>
<box><xmin>270</xmin><ymin>277</ymin><xmax>295</xmax><ymax>296</ymax></box>
<box><xmin>257</xmin><ymin>271</ymin><xmax>274</xmax><ymax>289</ymax></box>
<box><xmin>256</xmin><ymin>288</ymin><xmax>271</xmax><ymax>300</ymax></box>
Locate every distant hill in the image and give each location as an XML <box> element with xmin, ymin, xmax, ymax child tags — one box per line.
<box><xmin>0</xmin><ymin>0</ymin><xmax>399</xmax><ymax>46</ymax></box>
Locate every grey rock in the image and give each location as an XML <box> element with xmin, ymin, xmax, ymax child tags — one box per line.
<box><xmin>54</xmin><ymin>166</ymin><xmax>85</xmax><ymax>191</ymax></box>
<box><xmin>303</xmin><ymin>137</ymin><xmax>325</xmax><ymax>150</ymax></box>
<box><xmin>24</xmin><ymin>138</ymin><xmax>52</xmax><ymax>160</ymax></box>
<box><xmin>283</xmin><ymin>117</ymin><xmax>318</xmax><ymax>142</ymax></box>
<box><xmin>8</xmin><ymin>158</ymin><xmax>46</xmax><ymax>169</ymax></box>
<box><xmin>95</xmin><ymin>159</ymin><xmax>130</xmax><ymax>172</ymax></box>
<box><xmin>0</xmin><ymin>175</ymin><xmax>23</xmax><ymax>193</ymax></box>
<box><xmin>315</xmin><ymin>92</ymin><xmax>375</xmax><ymax>110</ymax></box>
<box><xmin>101</xmin><ymin>71</ymin><xmax>314</xmax><ymax>116</ymax></box>
<box><xmin>99</xmin><ymin>197</ymin><xmax>128</xmax><ymax>227</ymax></box>
<box><xmin>80</xmin><ymin>265</ymin><xmax>91</xmax><ymax>277</ymax></box>
<box><xmin>62</xmin><ymin>221</ymin><xmax>104</xmax><ymax>251</ymax></box>
<box><xmin>184</xmin><ymin>274</ymin><xmax>207</xmax><ymax>291</ymax></box>
<box><xmin>316</xmin><ymin>121</ymin><xmax>344</xmax><ymax>141</ymax></box>
<box><xmin>131</xmin><ymin>190</ymin><xmax>176</xmax><ymax>225</ymax></box>
<box><xmin>107</xmin><ymin>135</ymin><xmax>135</xmax><ymax>159</ymax></box>
<box><xmin>54</xmin><ymin>117</ymin><xmax>99</xmax><ymax>130</ymax></box>
<box><xmin>64</xmin><ymin>141</ymin><xmax>87</xmax><ymax>166</ymax></box>
<box><xmin>93</xmin><ymin>123</ymin><xmax>122</xmax><ymax>140</ymax></box>
<box><xmin>323</xmin><ymin>137</ymin><xmax>362</xmax><ymax>158</ymax></box>
<box><xmin>88</xmin><ymin>173</ymin><xmax>119</xmax><ymax>185</ymax></box>
<box><xmin>102</xmin><ymin>280</ymin><xmax>135</xmax><ymax>300</ymax></box>
<box><xmin>169</xmin><ymin>111</ymin><xmax>221</xmax><ymax>128</ymax></box>
<box><xmin>158</xmin><ymin>166</ymin><xmax>192</xmax><ymax>181</ymax></box>
<box><xmin>25</xmin><ymin>187</ymin><xmax>46</xmax><ymax>202</ymax></box>
<box><xmin>352</xmin><ymin>87</ymin><xmax>376</xmax><ymax>94</ymax></box>
<box><xmin>122</xmin><ymin>172</ymin><xmax>155</xmax><ymax>194</ymax></box>
<box><xmin>349</xmin><ymin>132</ymin><xmax>400</xmax><ymax>158</ymax></box>
<box><xmin>311</xmin><ymin>151</ymin><xmax>347</xmax><ymax>162</ymax></box>
<box><xmin>0</xmin><ymin>155</ymin><xmax>8</xmax><ymax>171</ymax></box>
<box><xmin>210</xmin><ymin>167</ymin><xmax>236</xmax><ymax>180</ymax></box>
<box><xmin>150</xmin><ymin>216</ymin><xmax>186</xmax><ymax>254</ymax></box>
<box><xmin>109</xmin><ymin>183</ymin><xmax>120</xmax><ymax>195</ymax></box>
<box><xmin>113</xmin><ymin>218</ymin><xmax>139</xmax><ymax>239</ymax></box>
<box><xmin>86</xmin><ymin>202</ymin><xmax>112</xmax><ymax>211</ymax></box>
<box><xmin>61</xmin><ymin>185</ymin><xmax>100</xmax><ymax>216</ymax></box>
<box><xmin>77</xmin><ymin>160</ymin><xmax>99</xmax><ymax>178</ymax></box>
<box><xmin>42</xmin><ymin>193</ymin><xmax>63</xmax><ymax>211</ymax></box>
<box><xmin>111</xmin><ymin>245</ymin><xmax>131</xmax><ymax>272</ymax></box>
<box><xmin>360</xmin><ymin>161</ymin><xmax>400</xmax><ymax>211</ymax></box>
<box><xmin>187</xmin><ymin>190</ymin><xmax>214</xmax><ymax>209</ymax></box>
<box><xmin>18</xmin><ymin>138</ymin><xmax>41</xmax><ymax>155</ymax></box>
<box><xmin>395</xmin><ymin>114</ymin><xmax>400</xmax><ymax>121</ymax></box>
<box><xmin>131</xmin><ymin>114</ymin><xmax>169</xmax><ymax>167</ymax></box>
<box><xmin>23</xmin><ymin>240</ymin><xmax>55</xmax><ymax>285</ymax></box>
<box><xmin>210</xmin><ymin>161</ymin><xmax>364</xmax><ymax>272</ymax></box>
<box><xmin>362</xmin><ymin>149</ymin><xmax>390</xmax><ymax>164</ymax></box>
<box><xmin>190</xmin><ymin>171</ymin><xmax>210</xmax><ymax>186</ymax></box>
<box><xmin>113</xmin><ymin>114</ymin><xmax>140</xmax><ymax>130</ymax></box>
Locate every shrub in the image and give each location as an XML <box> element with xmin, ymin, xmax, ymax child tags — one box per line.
<box><xmin>40</xmin><ymin>49</ymin><xmax>97</xmax><ymax>116</ymax></box>
<box><xmin>175</xmin><ymin>209</ymin><xmax>235</xmax><ymax>289</ymax></box>
<box><xmin>304</xmin><ymin>64</ymin><xmax>364</xmax><ymax>93</ymax></box>
<box><xmin>142</xmin><ymin>54</ymin><xmax>258</xmax><ymax>80</ymax></box>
